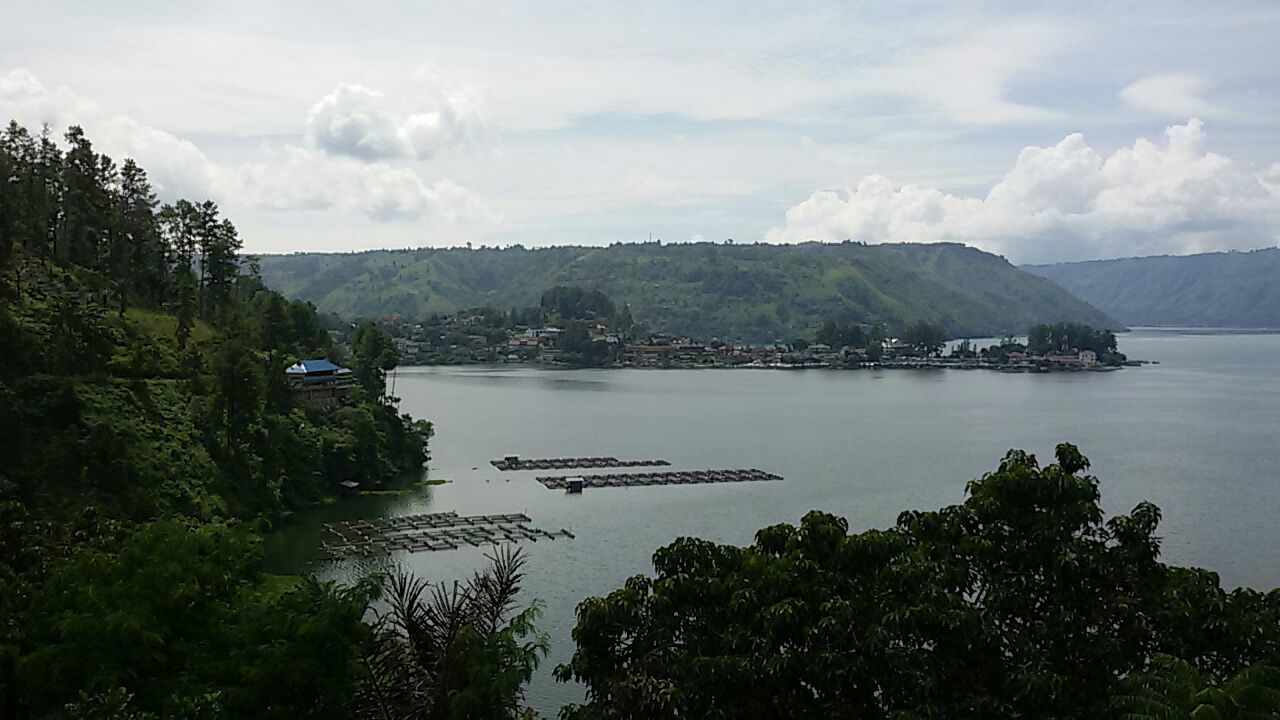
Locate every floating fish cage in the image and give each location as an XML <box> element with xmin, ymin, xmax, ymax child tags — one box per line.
<box><xmin>491</xmin><ymin>456</ymin><xmax>671</xmax><ymax>471</ymax></box>
<box><xmin>536</xmin><ymin>468</ymin><xmax>783</xmax><ymax>490</ymax></box>
<box><xmin>322</xmin><ymin>511</ymin><xmax>573</xmax><ymax>558</ymax></box>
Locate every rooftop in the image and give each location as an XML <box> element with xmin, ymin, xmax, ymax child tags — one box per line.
<box><xmin>285</xmin><ymin>358</ymin><xmax>349</xmax><ymax>375</ymax></box>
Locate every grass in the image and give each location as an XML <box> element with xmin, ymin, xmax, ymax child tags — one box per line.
<box><xmin>125</xmin><ymin>307</ymin><xmax>216</xmax><ymax>344</ymax></box>
<box><xmin>259</xmin><ymin>573</ymin><xmax>304</xmax><ymax>598</ymax></box>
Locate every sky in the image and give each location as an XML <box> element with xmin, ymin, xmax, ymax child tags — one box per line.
<box><xmin>2</xmin><ymin>1</ymin><xmax>1279</xmax><ymax>264</ymax></box>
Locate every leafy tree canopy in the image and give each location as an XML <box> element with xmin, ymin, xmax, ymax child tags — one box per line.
<box><xmin>557</xmin><ymin>445</ymin><xmax>1280</xmax><ymax>719</ymax></box>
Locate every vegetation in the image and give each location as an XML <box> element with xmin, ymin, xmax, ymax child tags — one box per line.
<box><xmin>0</xmin><ymin>503</ymin><xmax>543</xmax><ymax>719</ymax></box>
<box><xmin>0</xmin><ymin>122</ymin><xmax>537</xmax><ymax>719</ymax></box>
<box><xmin>1026</xmin><ymin>321</ymin><xmax>1119</xmax><ymax>357</ymax></box>
<box><xmin>556</xmin><ymin>444</ymin><xmax>1280</xmax><ymax>719</ymax></box>
<box><xmin>357</xmin><ymin>547</ymin><xmax>548</xmax><ymax>719</ymax></box>
<box><xmin>3</xmin><ymin>121</ymin><xmax>1277</xmax><ymax>718</ymax></box>
<box><xmin>0</xmin><ymin>506</ymin><xmax>376</xmax><ymax>718</ymax></box>
<box><xmin>1025</xmin><ymin>247</ymin><xmax>1280</xmax><ymax>328</ymax></box>
<box><xmin>392</xmin><ymin>285</ymin><xmax>630</xmax><ymax>367</ymax></box>
<box><xmin>0</xmin><ymin>121</ymin><xmax>431</xmax><ymax>521</ymax></box>
<box><xmin>258</xmin><ymin>241</ymin><xmax>1119</xmax><ymax>344</ymax></box>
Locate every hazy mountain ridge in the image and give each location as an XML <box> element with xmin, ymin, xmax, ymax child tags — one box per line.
<box><xmin>259</xmin><ymin>242</ymin><xmax>1118</xmax><ymax>342</ymax></box>
<box><xmin>1025</xmin><ymin>248</ymin><xmax>1280</xmax><ymax>328</ymax></box>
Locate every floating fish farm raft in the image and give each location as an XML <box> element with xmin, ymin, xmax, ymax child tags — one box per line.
<box><xmin>491</xmin><ymin>455</ymin><xmax>670</xmax><ymax>471</ymax></box>
<box><xmin>536</xmin><ymin>468</ymin><xmax>782</xmax><ymax>490</ymax></box>
<box><xmin>322</xmin><ymin>511</ymin><xmax>573</xmax><ymax>558</ymax></box>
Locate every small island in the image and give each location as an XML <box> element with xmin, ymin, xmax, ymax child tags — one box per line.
<box><xmin>332</xmin><ymin>285</ymin><xmax>1134</xmax><ymax>372</ymax></box>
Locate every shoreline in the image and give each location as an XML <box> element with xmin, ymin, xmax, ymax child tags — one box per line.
<box><xmin>397</xmin><ymin>359</ymin><xmax>1152</xmax><ymax>372</ymax></box>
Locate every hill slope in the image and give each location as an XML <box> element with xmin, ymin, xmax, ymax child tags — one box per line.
<box><xmin>260</xmin><ymin>242</ymin><xmax>1118</xmax><ymax>342</ymax></box>
<box><xmin>1025</xmin><ymin>248</ymin><xmax>1280</xmax><ymax>328</ymax></box>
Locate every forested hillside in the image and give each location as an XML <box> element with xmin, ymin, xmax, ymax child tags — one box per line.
<box><xmin>0</xmin><ymin>121</ymin><xmax>431</xmax><ymax>520</ymax></box>
<box><xmin>0</xmin><ymin>122</ymin><xmax>475</xmax><ymax>719</ymax></box>
<box><xmin>1025</xmin><ymin>248</ymin><xmax>1280</xmax><ymax>328</ymax></box>
<box><xmin>260</xmin><ymin>242</ymin><xmax>1118</xmax><ymax>342</ymax></box>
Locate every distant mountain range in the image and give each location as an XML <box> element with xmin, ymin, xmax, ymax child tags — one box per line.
<box><xmin>259</xmin><ymin>242</ymin><xmax>1117</xmax><ymax>343</ymax></box>
<box><xmin>1025</xmin><ymin>248</ymin><xmax>1280</xmax><ymax>328</ymax></box>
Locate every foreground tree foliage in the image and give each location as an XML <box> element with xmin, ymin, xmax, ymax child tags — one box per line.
<box><xmin>0</xmin><ymin>502</ymin><xmax>377</xmax><ymax>718</ymax></box>
<box><xmin>557</xmin><ymin>445</ymin><xmax>1280</xmax><ymax>719</ymax></box>
<box><xmin>1110</xmin><ymin>654</ymin><xmax>1280</xmax><ymax>719</ymax></box>
<box><xmin>357</xmin><ymin>547</ymin><xmax>548</xmax><ymax>719</ymax></box>
<box><xmin>0</xmin><ymin>501</ymin><xmax>544</xmax><ymax>719</ymax></box>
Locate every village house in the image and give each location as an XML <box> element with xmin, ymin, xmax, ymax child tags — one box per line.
<box><xmin>524</xmin><ymin>327</ymin><xmax>563</xmax><ymax>340</ymax></box>
<box><xmin>285</xmin><ymin>358</ymin><xmax>358</xmax><ymax>410</ymax></box>
<box><xmin>1047</xmin><ymin>353</ymin><xmax>1082</xmax><ymax>367</ymax></box>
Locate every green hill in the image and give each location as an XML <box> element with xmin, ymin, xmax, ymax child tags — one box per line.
<box><xmin>1024</xmin><ymin>248</ymin><xmax>1280</xmax><ymax>328</ymax></box>
<box><xmin>259</xmin><ymin>242</ymin><xmax>1118</xmax><ymax>342</ymax></box>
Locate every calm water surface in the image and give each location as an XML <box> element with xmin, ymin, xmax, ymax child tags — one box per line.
<box><xmin>266</xmin><ymin>329</ymin><xmax>1280</xmax><ymax>712</ymax></box>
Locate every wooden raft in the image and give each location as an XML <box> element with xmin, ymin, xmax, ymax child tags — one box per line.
<box><xmin>322</xmin><ymin>511</ymin><xmax>574</xmax><ymax>558</ymax></box>
<box><xmin>536</xmin><ymin>468</ymin><xmax>783</xmax><ymax>490</ymax></box>
<box><xmin>491</xmin><ymin>456</ymin><xmax>670</xmax><ymax>471</ymax></box>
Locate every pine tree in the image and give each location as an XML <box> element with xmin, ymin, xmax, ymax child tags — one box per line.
<box><xmin>160</xmin><ymin>200</ymin><xmax>199</xmax><ymax>348</ymax></box>
<box><xmin>31</xmin><ymin>125</ymin><xmax>64</xmax><ymax>259</ymax></box>
<box><xmin>116</xmin><ymin>158</ymin><xmax>163</xmax><ymax>306</ymax></box>
<box><xmin>60</xmin><ymin>126</ymin><xmax>113</xmax><ymax>269</ymax></box>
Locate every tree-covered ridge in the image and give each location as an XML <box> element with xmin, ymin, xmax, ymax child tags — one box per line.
<box><xmin>0</xmin><ymin>121</ymin><xmax>537</xmax><ymax>719</ymax></box>
<box><xmin>1024</xmin><ymin>248</ymin><xmax>1280</xmax><ymax>328</ymax></box>
<box><xmin>557</xmin><ymin>445</ymin><xmax>1280</xmax><ymax>719</ymax></box>
<box><xmin>258</xmin><ymin>241</ymin><xmax>1119</xmax><ymax>343</ymax></box>
<box><xmin>0</xmin><ymin>121</ymin><xmax>432</xmax><ymax>521</ymax></box>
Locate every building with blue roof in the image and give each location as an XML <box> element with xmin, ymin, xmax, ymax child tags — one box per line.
<box><xmin>285</xmin><ymin>357</ymin><xmax>357</xmax><ymax>409</ymax></box>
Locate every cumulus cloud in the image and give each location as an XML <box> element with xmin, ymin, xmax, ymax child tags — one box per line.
<box><xmin>233</xmin><ymin>146</ymin><xmax>494</xmax><ymax>222</ymax></box>
<box><xmin>0</xmin><ymin>69</ymin><xmax>492</xmax><ymax>225</ymax></box>
<box><xmin>764</xmin><ymin>120</ymin><xmax>1280</xmax><ymax>264</ymax></box>
<box><xmin>0</xmin><ymin>68</ymin><xmax>218</xmax><ymax>199</ymax></box>
<box><xmin>306</xmin><ymin>81</ymin><xmax>486</xmax><ymax>161</ymax></box>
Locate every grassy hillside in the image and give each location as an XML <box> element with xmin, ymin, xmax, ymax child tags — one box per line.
<box><xmin>260</xmin><ymin>242</ymin><xmax>1118</xmax><ymax>342</ymax></box>
<box><xmin>1025</xmin><ymin>247</ymin><xmax>1280</xmax><ymax>328</ymax></box>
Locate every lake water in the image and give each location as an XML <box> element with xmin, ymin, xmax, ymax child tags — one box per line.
<box><xmin>266</xmin><ymin>328</ymin><xmax>1280</xmax><ymax>713</ymax></box>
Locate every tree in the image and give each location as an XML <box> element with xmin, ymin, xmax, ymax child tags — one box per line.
<box><xmin>356</xmin><ymin>547</ymin><xmax>547</xmax><ymax>719</ymax></box>
<box><xmin>259</xmin><ymin>292</ymin><xmax>289</xmax><ymax>354</ymax></box>
<box><xmin>210</xmin><ymin>329</ymin><xmax>264</xmax><ymax>451</ymax></box>
<box><xmin>30</xmin><ymin>125</ymin><xmax>65</xmax><ymax>260</ymax></box>
<box><xmin>159</xmin><ymin>201</ymin><xmax>199</xmax><ymax>349</ymax></box>
<box><xmin>816</xmin><ymin>319</ymin><xmax>867</xmax><ymax>349</ymax></box>
<box><xmin>540</xmin><ymin>286</ymin><xmax>615</xmax><ymax>321</ymax></box>
<box><xmin>1027</xmin><ymin>322</ymin><xmax>1118</xmax><ymax>356</ymax></box>
<box><xmin>1110</xmin><ymin>655</ymin><xmax>1280</xmax><ymax>719</ymax></box>
<box><xmin>557</xmin><ymin>445</ymin><xmax>1280</xmax><ymax>719</ymax></box>
<box><xmin>195</xmin><ymin>206</ymin><xmax>242</xmax><ymax>322</ymax></box>
<box><xmin>2</xmin><ymin>516</ymin><xmax>375</xmax><ymax>719</ymax></box>
<box><xmin>59</xmin><ymin>126</ymin><xmax>114</xmax><ymax>269</ymax></box>
<box><xmin>114</xmin><ymin>158</ymin><xmax>163</xmax><ymax>309</ymax></box>
<box><xmin>902</xmin><ymin>320</ymin><xmax>946</xmax><ymax>356</ymax></box>
<box><xmin>353</xmin><ymin>323</ymin><xmax>400</xmax><ymax>397</ymax></box>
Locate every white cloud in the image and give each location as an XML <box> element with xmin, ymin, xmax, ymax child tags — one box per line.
<box><xmin>881</xmin><ymin>22</ymin><xmax>1066</xmax><ymax>125</ymax></box>
<box><xmin>1120</xmin><ymin>73</ymin><xmax>1232</xmax><ymax>119</ymax></box>
<box><xmin>306</xmin><ymin>81</ymin><xmax>485</xmax><ymax>161</ymax></box>
<box><xmin>764</xmin><ymin>120</ymin><xmax>1280</xmax><ymax>264</ymax></box>
<box><xmin>0</xmin><ymin>68</ymin><xmax>217</xmax><ymax>198</ymax></box>
<box><xmin>0</xmin><ymin>69</ymin><xmax>491</xmax><ymax>225</ymax></box>
<box><xmin>232</xmin><ymin>146</ymin><xmax>494</xmax><ymax>222</ymax></box>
